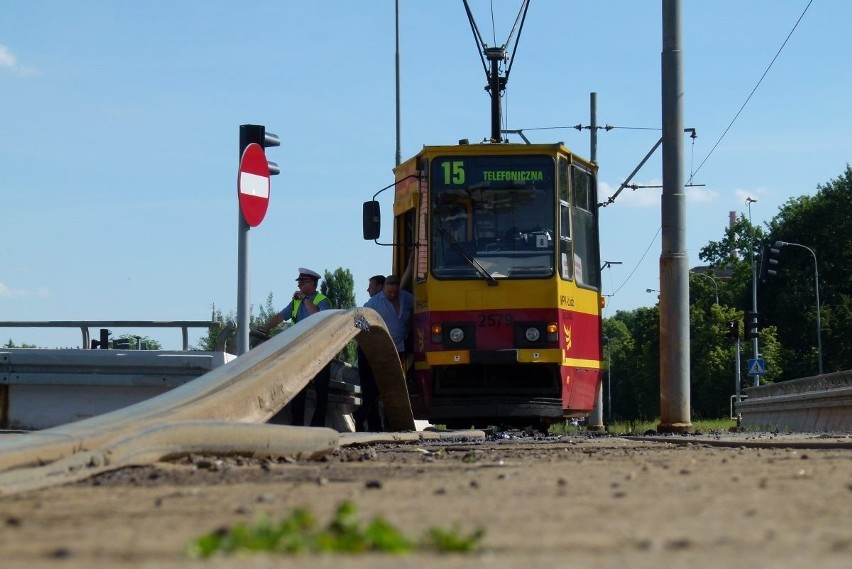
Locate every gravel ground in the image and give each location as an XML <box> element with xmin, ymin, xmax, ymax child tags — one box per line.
<box><xmin>1</xmin><ymin>431</ymin><xmax>851</xmax><ymax>569</ymax></box>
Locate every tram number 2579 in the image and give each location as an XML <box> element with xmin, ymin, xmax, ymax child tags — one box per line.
<box><xmin>479</xmin><ymin>313</ymin><xmax>513</xmax><ymax>327</ymax></box>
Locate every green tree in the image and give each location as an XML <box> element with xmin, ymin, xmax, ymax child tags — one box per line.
<box><xmin>699</xmin><ymin>213</ymin><xmax>764</xmax><ymax>313</ymax></box>
<box><xmin>321</xmin><ymin>267</ymin><xmax>357</xmax><ymax>364</ymax></box>
<box><xmin>114</xmin><ymin>335</ymin><xmax>162</xmax><ymax>350</ymax></box>
<box><xmin>604</xmin><ymin>307</ymin><xmax>660</xmax><ymax>422</ymax></box>
<box><xmin>603</xmin><ymin>168</ymin><xmax>852</xmax><ymax>420</ymax></box>
<box><xmin>194</xmin><ymin>295</ymin><xmax>278</xmax><ymax>354</ymax></box>
<box><xmin>761</xmin><ymin>165</ymin><xmax>852</xmax><ymax>377</ymax></box>
<box><xmin>4</xmin><ymin>339</ymin><xmax>38</xmax><ymax>348</ymax></box>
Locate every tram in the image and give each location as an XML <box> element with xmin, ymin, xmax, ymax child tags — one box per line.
<box><xmin>363</xmin><ymin>142</ymin><xmax>603</xmax><ymax>427</ymax></box>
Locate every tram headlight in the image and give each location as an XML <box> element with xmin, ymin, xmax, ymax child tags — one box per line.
<box><xmin>524</xmin><ymin>326</ymin><xmax>541</xmax><ymax>343</ymax></box>
<box><xmin>449</xmin><ymin>327</ymin><xmax>465</xmax><ymax>343</ymax></box>
<box><xmin>546</xmin><ymin>322</ymin><xmax>558</xmax><ymax>343</ymax></box>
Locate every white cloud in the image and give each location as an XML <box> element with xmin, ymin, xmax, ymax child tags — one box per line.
<box><xmin>0</xmin><ymin>43</ymin><xmax>38</xmax><ymax>77</ymax></box>
<box><xmin>0</xmin><ymin>281</ymin><xmax>52</xmax><ymax>299</ymax></box>
<box><xmin>734</xmin><ymin>187</ymin><xmax>771</xmax><ymax>205</ymax></box>
<box><xmin>686</xmin><ymin>185</ymin><xmax>719</xmax><ymax>203</ymax></box>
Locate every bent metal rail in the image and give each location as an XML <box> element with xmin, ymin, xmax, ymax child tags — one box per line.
<box><xmin>0</xmin><ymin>308</ymin><xmax>415</xmax><ymax>496</ymax></box>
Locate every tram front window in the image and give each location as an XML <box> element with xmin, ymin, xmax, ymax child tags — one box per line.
<box><xmin>430</xmin><ymin>155</ymin><xmax>555</xmax><ymax>280</ymax></box>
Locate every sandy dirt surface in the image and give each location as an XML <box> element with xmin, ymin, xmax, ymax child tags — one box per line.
<box><xmin>1</xmin><ymin>431</ymin><xmax>851</xmax><ymax>569</ymax></box>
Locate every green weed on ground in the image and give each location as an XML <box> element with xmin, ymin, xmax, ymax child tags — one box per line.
<box><xmin>186</xmin><ymin>500</ymin><xmax>484</xmax><ymax>558</ymax></box>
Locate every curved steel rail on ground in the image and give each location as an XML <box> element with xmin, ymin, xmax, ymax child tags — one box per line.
<box><xmin>0</xmin><ymin>308</ymin><xmax>415</xmax><ymax>496</ymax></box>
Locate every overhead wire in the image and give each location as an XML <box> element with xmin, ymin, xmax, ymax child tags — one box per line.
<box><xmin>687</xmin><ymin>0</ymin><xmax>813</xmax><ymax>185</ymax></box>
<box><xmin>608</xmin><ymin>1</ymin><xmax>812</xmax><ymax>302</ymax></box>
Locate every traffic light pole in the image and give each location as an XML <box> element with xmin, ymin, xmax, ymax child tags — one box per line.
<box><xmin>746</xmin><ymin>198</ymin><xmax>759</xmax><ymax>387</ymax></box>
<box><xmin>734</xmin><ymin>338</ymin><xmax>742</xmax><ymax>403</ymax></box>
<box><xmin>236</xmin><ymin>124</ymin><xmax>279</xmax><ymax>356</ymax></box>
<box><xmin>236</xmin><ymin>213</ymin><xmax>251</xmax><ymax>355</ymax></box>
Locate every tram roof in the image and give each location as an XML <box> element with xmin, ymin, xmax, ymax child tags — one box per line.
<box><xmin>398</xmin><ymin>141</ymin><xmax>595</xmax><ymax>170</ymax></box>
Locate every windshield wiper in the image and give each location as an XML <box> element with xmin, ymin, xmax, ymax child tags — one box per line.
<box><xmin>437</xmin><ymin>225</ymin><xmax>498</xmax><ymax>286</ymax></box>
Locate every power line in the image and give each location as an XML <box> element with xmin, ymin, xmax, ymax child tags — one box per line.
<box><xmin>687</xmin><ymin>0</ymin><xmax>813</xmax><ymax>184</ymax></box>
<box><xmin>609</xmin><ymin>225</ymin><xmax>662</xmax><ymax>300</ymax></box>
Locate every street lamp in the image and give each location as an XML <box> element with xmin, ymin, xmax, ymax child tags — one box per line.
<box><xmin>775</xmin><ymin>240</ymin><xmax>823</xmax><ymax>375</ymax></box>
<box><xmin>646</xmin><ymin>288</ymin><xmax>660</xmax><ymax>294</ymax></box>
<box><xmin>746</xmin><ymin>198</ymin><xmax>759</xmax><ymax>386</ymax></box>
<box><xmin>689</xmin><ymin>271</ymin><xmax>719</xmax><ymax>305</ymax></box>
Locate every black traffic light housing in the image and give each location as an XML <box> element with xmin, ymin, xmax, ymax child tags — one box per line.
<box><xmin>744</xmin><ymin>311</ymin><xmax>760</xmax><ymax>341</ymax></box>
<box><xmin>725</xmin><ymin>320</ymin><xmax>739</xmax><ymax>342</ymax></box>
<box><xmin>239</xmin><ymin>124</ymin><xmax>280</xmax><ymax>175</ymax></box>
<box><xmin>759</xmin><ymin>242</ymin><xmax>782</xmax><ymax>281</ymax></box>
<box><xmin>91</xmin><ymin>328</ymin><xmax>111</xmax><ymax>349</ymax></box>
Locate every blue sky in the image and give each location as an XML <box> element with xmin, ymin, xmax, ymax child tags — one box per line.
<box><xmin>2</xmin><ymin>1</ymin><xmax>849</xmax><ymax>350</ymax></box>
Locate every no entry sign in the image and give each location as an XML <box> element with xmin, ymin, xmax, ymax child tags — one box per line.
<box><xmin>237</xmin><ymin>143</ymin><xmax>271</xmax><ymax>227</ymax></box>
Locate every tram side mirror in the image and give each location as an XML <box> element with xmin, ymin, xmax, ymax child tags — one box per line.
<box><xmin>363</xmin><ymin>200</ymin><xmax>381</xmax><ymax>240</ymax></box>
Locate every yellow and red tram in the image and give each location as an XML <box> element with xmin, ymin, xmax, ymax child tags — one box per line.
<box><xmin>366</xmin><ymin>141</ymin><xmax>603</xmax><ymax>427</ymax></box>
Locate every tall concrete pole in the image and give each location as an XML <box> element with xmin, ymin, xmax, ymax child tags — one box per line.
<box><xmin>587</xmin><ymin>92</ymin><xmax>606</xmax><ymax>432</ymax></box>
<box><xmin>658</xmin><ymin>0</ymin><xmax>691</xmax><ymax>432</ymax></box>
<box><xmin>395</xmin><ymin>0</ymin><xmax>401</xmax><ymax>167</ymax></box>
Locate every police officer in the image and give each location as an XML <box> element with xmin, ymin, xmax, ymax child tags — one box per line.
<box><xmin>259</xmin><ymin>267</ymin><xmax>332</xmax><ymax>427</ymax></box>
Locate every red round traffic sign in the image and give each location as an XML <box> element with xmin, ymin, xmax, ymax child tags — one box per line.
<box><xmin>237</xmin><ymin>143</ymin><xmax>271</xmax><ymax>227</ymax></box>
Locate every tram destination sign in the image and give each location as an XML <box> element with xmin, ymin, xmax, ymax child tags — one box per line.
<box><xmin>432</xmin><ymin>155</ymin><xmax>553</xmax><ymax>189</ymax></box>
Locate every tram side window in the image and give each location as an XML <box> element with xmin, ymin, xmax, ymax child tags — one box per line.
<box><xmin>416</xmin><ymin>174</ymin><xmax>428</xmax><ymax>283</ymax></box>
<box><xmin>571</xmin><ymin>167</ymin><xmax>600</xmax><ymax>288</ymax></box>
<box><xmin>558</xmin><ymin>157</ymin><xmax>573</xmax><ymax>280</ymax></box>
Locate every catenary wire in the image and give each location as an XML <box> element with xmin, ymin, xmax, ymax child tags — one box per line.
<box><xmin>687</xmin><ymin>0</ymin><xmax>813</xmax><ymax>185</ymax></box>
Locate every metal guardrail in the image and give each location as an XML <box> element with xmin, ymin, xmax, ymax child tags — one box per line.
<box><xmin>737</xmin><ymin>370</ymin><xmax>852</xmax><ymax>432</ymax></box>
<box><xmin>0</xmin><ymin>321</ymin><xmax>220</xmax><ymax>351</ymax></box>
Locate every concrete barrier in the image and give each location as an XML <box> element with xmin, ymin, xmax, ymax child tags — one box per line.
<box><xmin>0</xmin><ymin>349</ymin><xmax>360</xmax><ymax>430</ymax></box>
<box><xmin>737</xmin><ymin>370</ymin><xmax>852</xmax><ymax>432</ymax></box>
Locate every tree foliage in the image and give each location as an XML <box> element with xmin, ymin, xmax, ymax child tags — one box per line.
<box><xmin>320</xmin><ymin>268</ymin><xmax>356</xmax><ymax>312</ymax></box>
<box><xmin>194</xmin><ymin>294</ymin><xmax>278</xmax><ymax>354</ymax></box>
<box><xmin>4</xmin><ymin>339</ymin><xmax>38</xmax><ymax>349</ymax></box>
<box><xmin>760</xmin><ymin>165</ymin><xmax>852</xmax><ymax>377</ymax></box>
<box><xmin>115</xmin><ymin>334</ymin><xmax>162</xmax><ymax>350</ymax></box>
<box><xmin>321</xmin><ymin>267</ymin><xmax>357</xmax><ymax>364</ymax></box>
<box><xmin>606</xmin><ymin>165</ymin><xmax>852</xmax><ymax>420</ymax></box>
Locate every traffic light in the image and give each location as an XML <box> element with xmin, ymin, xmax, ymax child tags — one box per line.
<box><xmin>239</xmin><ymin>124</ymin><xmax>280</xmax><ymax>175</ymax></box>
<box><xmin>760</xmin><ymin>243</ymin><xmax>782</xmax><ymax>281</ymax></box>
<box><xmin>725</xmin><ymin>320</ymin><xmax>739</xmax><ymax>342</ymax></box>
<box><xmin>112</xmin><ymin>338</ymin><xmax>131</xmax><ymax>350</ymax></box>
<box><xmin>744</xmin><ymin>311</ymin><xmax>760</xmax><ymax>341</ymax></box>
<box><xmin>90</xmin><ymin>328</ymin><xmax>110</xmax><ymax>349</ymax></box>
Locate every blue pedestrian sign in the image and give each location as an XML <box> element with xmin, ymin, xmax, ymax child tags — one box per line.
<box><xmin>747</xmin><ymin>358</ymin><xmax>766</xmax><ymax>376</ymax></box>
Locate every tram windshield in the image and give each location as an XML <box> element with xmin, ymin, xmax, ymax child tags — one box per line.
<box><xmin>430</xmin><ymin>155</ymin><xmax>555</xmax><ymax>280</ymax></box>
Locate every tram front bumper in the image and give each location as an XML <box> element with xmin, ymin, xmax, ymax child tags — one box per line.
<box><xmin>424</xmin><ymin>348</ymin><xmax>563</xmax><ymax>366</ymax></box>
